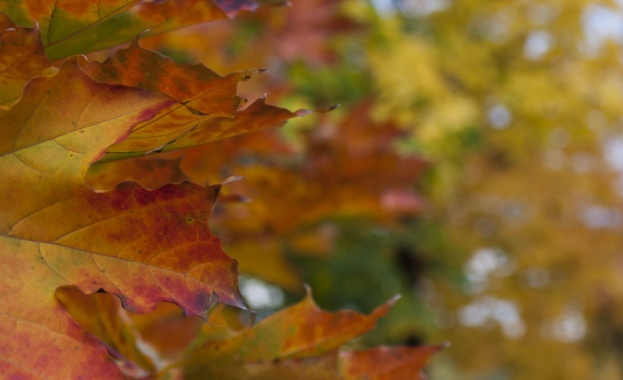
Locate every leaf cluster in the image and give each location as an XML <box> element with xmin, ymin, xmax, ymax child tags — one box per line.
<box><xmin>0</xmin><ymin>1</ymin><xmax>442</xmax><ymax>378</ymax></box>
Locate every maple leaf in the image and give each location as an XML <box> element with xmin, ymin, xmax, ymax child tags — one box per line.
<box><xmin>82</xmin><ymin>40</ymin><xmax>248</xmax><ymax>117</ymax></box>
<box><xmin>86</xmin><ymin>96</ymin><xmax>305</xmax><ymax>190</ymax></box>
<box><xmin>0</xmin><ymin>13</ymin><xmax>56</xmax><ymax>107</ymax></box>
<box><xmin>184</xmin><ymin>100</ymin><xmax>427</xmax><ymax>290</ymax></box>
<box><xmin>0</xmin><ymin>0</ymin><xmax>265</xmax><ymax>60</ymax></box>
<box><xmin>183</xmin><ymin>289</ymin><xmax>445</xmax><ymax>378</ymax></box>
<box><xmin>0</xmin><ymin>39</ymin><xmax>260</xmax><ymax>377</ymax></box>
<box><xmin>192</xmin><ymin>291</ymin><xmax>400</xmax><ymax>361</ymax></box>
<box><xmin>75</xmin><ymin>40</ymin><xmax>309</xmax><ymax>191</ymax></box>
<box><xmin>211</xmin><ymin>99</ymin><xmax>426</xmax><ymax>234</ymax></box>
<box><xmin>58</xmin><ymin>287</ymin><xmax>444</xmax><ymax>378</ymax></box>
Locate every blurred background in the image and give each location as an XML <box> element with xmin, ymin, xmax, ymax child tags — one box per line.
<box><xmin>138</xmin><ymin>0</ymin><xmax>623</xmax><ymax>378</ymax></box>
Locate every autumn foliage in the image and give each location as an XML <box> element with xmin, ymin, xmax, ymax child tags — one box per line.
<box><xmin>0</xmin><ymin>1</ymin><xmax>442</xmax><ymax>378</ymax></box>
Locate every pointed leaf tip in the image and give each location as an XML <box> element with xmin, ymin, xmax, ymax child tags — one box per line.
<box><xmin>294</xmin><ymin>104</ymin><xmax>339</xmax><ymax>117</ymax></box>
<box><xmin>303</xmin><ymin>283</ymin><xmax>313</xmax><ymax>296</ymax></box>
<box><xmin>295</xmin><ymin>109</ymin><xmax>312</xmax><ymax>117</ymax></box>
<box><xmin>222</xmin><ymin>175</ymin><xmax>245</xmax><ymax>184</ymax></box>
<box><xmin>387</xmin><ymin>293</ymin><xmax>403</xmax><ymax>306</ymax></box>
<box><xmin>323</xmin><ymin>104</ymin><xmax>341</xmax><ymax>112</ymax></box>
